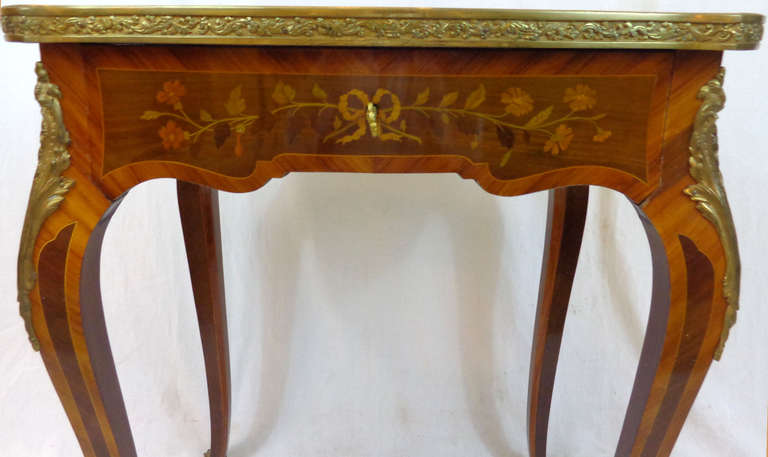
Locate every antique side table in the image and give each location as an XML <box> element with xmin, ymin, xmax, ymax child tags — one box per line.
<box><xmin>2</xmin><ymin>6</ymin><xmax>763</xmax><ymax>457</ymax></box>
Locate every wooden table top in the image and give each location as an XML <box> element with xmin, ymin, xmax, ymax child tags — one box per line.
<box><xmin>1</xmin><ymin>5</ymin><xmax>764</xmax><ymax>50</ymax></box>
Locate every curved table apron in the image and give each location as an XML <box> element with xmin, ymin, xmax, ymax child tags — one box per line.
<box><xmin>5</xmin><ymin>6</ymin><xmax>763</xmax><ymax>457</ymax></box>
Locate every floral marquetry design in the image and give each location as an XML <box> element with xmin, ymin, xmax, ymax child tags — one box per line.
<box><xmin>544</xmin><ymin>124</ymin><xmax>574</xmax><ymax>156</ymax></box>
<box><xmin>156</xmin><ymin>80</ymin><xmax>187</xmax><ymax>106</ymax></box>
<box><xmin>102</xmin><ymin>70</ymin><xmax>654</xmax><ymax>180</ymax></box>
<box><xmin>563</xmin><ymin>84</ymin><xmax>597</xmax><ymax>112</ymax></box>
<box><xmin>158</xmin><ymin>120</ymin><xmax>186</xmax><ymax>151</ymax></box>
<box><xmin>141</xmin><ymin>79</ymin><xmax>612</xmax><ymax>166</ymax></box>
<box><xmin>501</xmin><ymin>87</ymin><xmax>534</xmax><ymax>116</ymax></box>
<box><xmin>141</xmin><ymin>82</ymin><xmax>258</xmax><ymax>156</ymax></box>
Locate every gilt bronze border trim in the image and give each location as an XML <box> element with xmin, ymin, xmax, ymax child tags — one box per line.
<box><xmin>684</xmin><ymin>68</ymin><xmax>740</xmax><ymax>360</ymax></box>
<box><xmin>17</xmin><ymin>62</ymin><xmax>75</xmax><ymax>351</ymax></box>
<box><xmin>1</xmin><ymin>6</ymin><xmax>763</xmax><ymax>50</ymax></box>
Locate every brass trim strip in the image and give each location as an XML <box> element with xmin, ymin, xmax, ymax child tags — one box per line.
<box><xmin>684</xmin><ymin>68</ymin><xmax>740</xmax><ymax>361</ymax></box>
<box><xmin>1</xmin><ymin>6</ymin><xmax>763</xmax><ymax>50</ymax></box>
<box><xmin>17</xmin><ymin>62</ymin><xmax>75</xmax><ymax>351</ymax></box>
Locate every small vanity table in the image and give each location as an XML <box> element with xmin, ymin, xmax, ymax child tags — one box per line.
<box><xmin>2</xmin><ymin>5</ymin><xmax>763</xmax><ymax>457</ymax></box>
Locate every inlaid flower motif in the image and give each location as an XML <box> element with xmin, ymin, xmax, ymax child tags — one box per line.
<box><xmin>543</xmin><ymin>124</ymin><xmax>574</xmax><ymax>156</ymax></box>
<box><xmin>158</xmin><ymin>120</ymin><xmax>187</xmax><ymax>150</ymax></box>
<box><xmin>142</xmin><ymin>79</ymin><xmax>612</xmax><ymax>164</ymax></box>
<box><xmin>501</xmin><ymin>87</ymin><xmax>534</xmax><ymax>116</ymax></box>
<box><xmin>156</xmin><ymin>80</ymin><xmax>187</xmax><ymax>106</ymax></box>
<box><xmin>143</xmin><ymin>81</ymin><xmax>258</xmax><ymax>154</ymax></box>
<box><xmin>563</xmin><ymin>84</ymin><xmax>597</xmax><ymax>112</ymax></box>
<box><xmin>593</xmin><ymin>128</ymin><xmax>612</xmax><ymax>142</ymax></box>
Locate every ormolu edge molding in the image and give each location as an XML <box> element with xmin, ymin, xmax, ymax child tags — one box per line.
<box><xmin>0</xmin><ymin>6</ymin><xmax>763</xmax><ymax>50</ymax></box>
<box><xmin>17</xmin><ymin>62</ymin><xmax>75</xmax><ymax>351</ymax></box>
<box><xmin>684</xmin><ymin>68</ymin><xmax>740</xmax><ymax>361</ymax></box>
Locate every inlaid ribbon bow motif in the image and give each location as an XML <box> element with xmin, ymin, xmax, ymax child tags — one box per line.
<box><xmin>141</xmin><ymin>79</ymin><xmax>612</xmax><ymax>166</ymax></box>
<box><xmin>273</xmin><ymin>84</ymin><xmax>416</xmax><ymax>144</ymax></box>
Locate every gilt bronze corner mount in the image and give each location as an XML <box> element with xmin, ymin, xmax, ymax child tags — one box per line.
<box><xmin>684</xmin><ymin>68</ymin><xmax>741</xmax><ymax>360</ymax></box>
<box><xmin>16</xmin><ymin>62</ymin><xmax>75</xmax><ymax>350</ymax></box>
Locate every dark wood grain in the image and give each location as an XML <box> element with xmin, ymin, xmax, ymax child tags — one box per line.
<box><xmin>527</xmin><ymin>185</ymin><xmax>589</xmax><ymax>457</ymax></box>
<box><xmin>79</xmin><ymin>195</ymin><xmax>137</xmax><ymax>457</ymax></box>
<box><xmin>33</xmin><ymin>178</ymin><xmax>136</xmax><ymax>457</ymax></box>
<box><xmin>39</xmin><ymin>223</ymin><xmax>109</xmax><ymax>457</ymax></box>
<box><xmin>177</xmin><ymin>181</ymin><xmax>231</xmax><ymax>457</ymax></box>
<box><xmin>640</xmin><ymin>235</ymin><xmax>714</xmax><ymax>457</ymax></box>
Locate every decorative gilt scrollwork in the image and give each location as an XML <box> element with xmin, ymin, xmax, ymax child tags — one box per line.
<box><xmin>684</xmin><ymin>68</ymin><xmax>740</xmax><ymax>360</ymax></box>
<box><xmin>1</xmin><ymin>9</ymin><xmax>763</xmax><ymax>50</ymax></box>
<box><xmin>17</xmin><ymin>62</ymin><xmax>75</xmax><ymax>351</ymax></box>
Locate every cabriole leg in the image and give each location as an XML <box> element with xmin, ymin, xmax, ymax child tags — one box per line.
<box><xmin>18</xmin><ymin>62</ymin><xmax>137</xmax><ymax>457</ymax></box>
<box><xmin>28</xmin><ymin>191</ymin><xmax>136</xmax><ymax>457</ymax></box>
<box><xmin>615</xmin><ymin>67</ymin><xmax>738</xmax><ymax>457</ymax></box>
<box><xmin>177</xmin><ymin>181</ymin><xmax>231</xmax><ymax>457</ymax></box>
<box><xmin>527</xmin><ymin>186</ymin><xmax>589</xmax><ymax>457</ymax></box>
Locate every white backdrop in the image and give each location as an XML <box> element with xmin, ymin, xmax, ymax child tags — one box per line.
<box><xmin>1</xmin><ymin>1</ymin><xmax>766</xmax><ymax>456</ymax></box>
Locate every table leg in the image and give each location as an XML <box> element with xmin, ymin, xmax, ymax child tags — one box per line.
<box><xmin>612</xmin><ymin>64</ymin><xmax>738</xmax><ymax>457</ymax></box>
<box><xmin>29</xmin><ymin>191</ymin><xmax>138</xmax><ymax>457</ymax></box>
<box><xmin>527</xmin><ymin>186</ymin><xmax>589</xmax><ymax>457</ymax></box>
<box><xmin>177</xmin><ymin>181</ymin><xmax>231</xmax><ymax>457</ymax></box>
<box><xmin>612</xmin><ymin>199</ymin><xmax>715</xmax><ymax>457</ymax></box>
<box><xmin>18</xmin><ymin>61</ymin><xmax>139</xmax><ymax>457</ymax></box>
